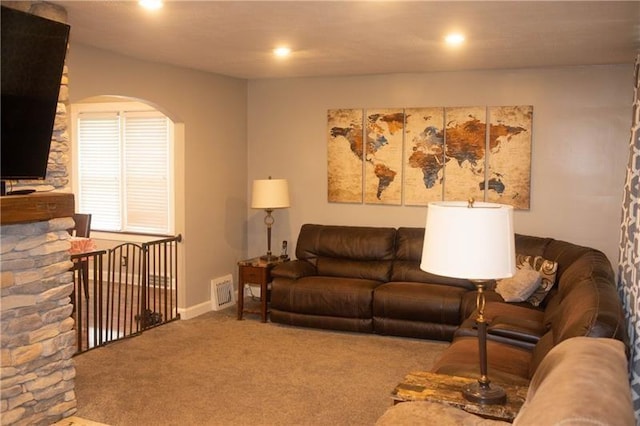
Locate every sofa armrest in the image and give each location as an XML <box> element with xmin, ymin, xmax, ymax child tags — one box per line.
<box><xmin>488</xmin><ymin>323</ymin><xmax>541</xmax><ymax>344</ymax></box>
<box><xmin>488</xmin><ymin>316</ymin><xmax>546</xmax><ymax>344</ymax></box>
<box><xmin>513</xmin><ymin>337</ymin><xmax>634</xmax><ymax>425</ymax></box>
<box><xmin>271</xmin><ymin>260</ymin><xmax>316</xmax><ymax>280</ymax></box>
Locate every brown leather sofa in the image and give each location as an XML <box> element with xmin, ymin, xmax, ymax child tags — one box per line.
<box><xmin>270</xmin><ymin>224</ymin><xmax>628</xmax><ymax>385</ymax></box>
<box><xmin>270</xmin><ymin>224</ymin><xmax>474</xmax><ymax>340</ymax></box>
<box><xmin>377</xmin><ymin>337</ymin><xmax>635</xmax><ymax>425</ymax></box>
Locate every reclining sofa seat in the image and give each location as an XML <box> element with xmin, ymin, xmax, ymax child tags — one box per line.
<box><xmin>271</xmin><ymin>224</ymin><xmax>477</xmax><ymax>339</ymax></box>
<box><xmin>373</xmin><ymin>227</ymin><xmax>474</xmax><ymax>340</ymax></box>
<box><xmin>269</xmin><ymin>224</ymin><xmax>396</xmax><ymax>332</ymax></box>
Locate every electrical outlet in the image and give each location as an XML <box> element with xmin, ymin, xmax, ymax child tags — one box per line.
<box><xmin>244</xmin><ymin>283</ymin><xmax>261</xmax><ymax>298</ymax></box>
<box><xmin>121</xmin><ymin>256</ymin><xmax>128</xmax><ymax>267</ymax></box>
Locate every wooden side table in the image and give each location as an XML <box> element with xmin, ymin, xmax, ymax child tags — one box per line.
<box><xmin>237</xmin><ymin>257</ymin><xmax>285</xmax><ymax>322</ymax></box>
<box><xmin>391</xmin><ymin>371</ymin><xmax>527</xmax><ymax>422</ymax></box>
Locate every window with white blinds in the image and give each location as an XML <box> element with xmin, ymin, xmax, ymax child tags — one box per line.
<box><xmin>74</xmin><ymin>104</ymin><xmax>173</xmax><ymax>235</ymax></box>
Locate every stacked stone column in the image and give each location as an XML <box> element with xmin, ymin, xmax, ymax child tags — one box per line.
<box><xmin>0</xmin><ymin>217</ymin><xmax>77</xmax><ymax>425</ymax></box>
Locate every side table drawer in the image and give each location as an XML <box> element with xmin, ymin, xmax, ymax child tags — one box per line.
<box><xmin>241</xmin><ymin>266</ymin><xmax>269</xmax><ymax>284</ymax></box>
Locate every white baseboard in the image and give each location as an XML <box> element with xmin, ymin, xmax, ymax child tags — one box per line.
<box><xmin>178</xmin><ymin>300</ymin><xmax>212</xmax><ymax>320</ymax></box>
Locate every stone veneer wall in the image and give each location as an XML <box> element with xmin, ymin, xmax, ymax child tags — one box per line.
<box><xmin>3</xmin><ymin>1</ymin><xmax>70</xmax><ymax>193</ymax></box>
<box><xmin>0</xmin><ymin>217</ymin><xmax>77</xmax><ymax>425</ymax></box>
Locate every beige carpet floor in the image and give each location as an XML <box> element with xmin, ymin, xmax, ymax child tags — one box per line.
<box><xmin>72</xmin><ymin>302</ymin><xmax>448</xmax><ymax>426</ymax></box>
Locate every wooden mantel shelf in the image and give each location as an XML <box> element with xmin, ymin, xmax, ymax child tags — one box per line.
<box><xmin>0</xmin><ymin>192</ymin><xmax>74</xmax><ymax>225</ymax></box>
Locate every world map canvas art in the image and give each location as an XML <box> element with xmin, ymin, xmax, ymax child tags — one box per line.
<box><xmin>327</xmin><ymin>108</ymin><xmax>363</xmax><ymax>203</ymax></box>
<box><xmin>327</xmin><ymin>105</ymin><xmax>533</xmax><ymax>209</ymax></box>
<box><xmin>364</xmin><ymin>109</ymin><xmax>404</xmax><ymax>205</ymax></box>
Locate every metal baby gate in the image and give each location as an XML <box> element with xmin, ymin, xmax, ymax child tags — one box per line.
<box><xmin>70</xmin><ymin>235</ymin><xmax>182</xmax><ymax>354</ymax></box>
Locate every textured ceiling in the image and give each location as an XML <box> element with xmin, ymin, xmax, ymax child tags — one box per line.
<box><xmin>47</xmin><ymin>1</ymin><xmax>640</xmax><ymax>79</ymax></box>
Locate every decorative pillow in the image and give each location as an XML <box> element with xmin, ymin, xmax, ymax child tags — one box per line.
<box><xmin>495</xmin><ymin>264</ymin><xmax>541</xmax><ymax>302</ymax></box>
<box><xmin>516</xmin><ymin>254</ymin><xmax>559</xmax><ymax>307</ymax></box>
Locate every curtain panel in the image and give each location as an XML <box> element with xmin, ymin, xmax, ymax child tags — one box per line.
<box><xmin>618</xmin><ymin>53</ymin><xmax>640</xmax><ymax>416</ymax></box>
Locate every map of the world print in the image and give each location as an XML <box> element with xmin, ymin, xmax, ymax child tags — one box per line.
<box><xmin>486</xmin><ymin>105</ymin><xmax>533</xmax><ymax>209</ymax></box>
<box><xmin>444</xmin><ymin>106</ymin><xmax>487</xmax><ymax>202</ymax></box>
<box><xmin>327</xmin><ymin>108</ymin><xmax>363</xmax><ymax>203</ymax></box>
<box><xmin>404</xmin><ymin>107</ymin><xmax>445</xmax><ymax>206</ymax></box>
<box><xmin>364</xmin><ymin>109</ymin><xmax>404</xmax><ymax>205</ymax></box>
<box><xmin>327</xmin><ymin>105</ymin><xmax>532</xmax><ymax>209</ymax></box>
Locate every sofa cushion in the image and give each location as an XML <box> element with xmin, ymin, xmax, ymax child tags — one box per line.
<box><xmin>513</xmin><ymin>337</ymin><xmax>634</xmax><ymax>426</ymax></box>
<box><xmin>269</xmin><ymin>310</ymin><xmax>374</xmax><ymax>333</ymax></box>
<box><xmin>295</xmin><ymin>224</ymin><xmax>396</xmax><ymax>281</ymax></box>
<box><xmin>528</xmin><ymin>254</ymin><xmax>628</xmax><ymax>376</ymax></box>
<box><xmin>372</xmin><ymin>317</ymin><xmax>459</xmax><ymax>341</ymax></box>
<box><xmin>431</xmin><ymin>336</ymin><xmax>532</xmax><ymax>386</ymax></box>
<box><xmin>270</xmin><ymin>276</ymin><xmax>381</xmax><ymax>318</ymax></box>
<box><xmin>551</xmin><ymin>277</ymin><xmax>626</xmax><ymax>344</ymax></box>
<box><xmin>456</xmin><ymin>302</ymin><xmax>545</xmax><ymax>349</ymax></box>
<box><xmin>317</xmin><ymin>257</ymin><xmax>393</xmax><ymax>282</ymax></box>
<box><xmin>374</xmin><ymin>282</ymin><xmax>466</xmax><ymax>325</ymax></box>
<box><xmin>515</xmin><ymin>254</ymin><xmax>558</xmax><ymax>306</ymax></box>
<box><xmin>392</xmin><ymin>228</ymin><xmax>475</xmax><ymax>290</ymax></box>
<box><xmin>495</xmin><ymin>266</ymin><xmax>541</xmax><ymax>302</ymax></box>
<box><xmin>514</xmin><ymin>234</ymin><xmax>554</xmax><ymax>257</ymax></box>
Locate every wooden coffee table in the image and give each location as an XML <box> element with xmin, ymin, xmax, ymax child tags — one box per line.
<box><xmin>391</xmin><ymin>371</ymin><xmax>528</xmax><ymax>422</ymax></box>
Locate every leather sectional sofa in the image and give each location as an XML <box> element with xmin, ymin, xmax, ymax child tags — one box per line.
<box><xmin>376</xmin><ymin>337</ymin><xmax>635</xmax><ymax>425</ymax></box>
<box><xmin>270</xmin><ymin>223</ymin><xmax>628</xmax><ymax>387</ymax></box>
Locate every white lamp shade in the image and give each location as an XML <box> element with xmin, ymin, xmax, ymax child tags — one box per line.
<box><xmin>420</xmin><ymin>201</ymin><xmax>516</xmax><ymax>280</ymax></box>
<box><xmin>251</xmin><ymin>178</ymin><xmax>290</xmax><ymax>209</ymax></box>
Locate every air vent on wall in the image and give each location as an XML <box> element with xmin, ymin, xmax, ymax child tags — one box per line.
<box><xmin>211</xmin><ymin>274</ymin><xmax>235</xmax><ymax>311</ymax></box>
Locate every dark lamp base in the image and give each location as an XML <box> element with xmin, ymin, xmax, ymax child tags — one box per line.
<box><xmin>462</xmin><ymin>381</ymin><xmax>507</xmax><ymax>405</ymax></box>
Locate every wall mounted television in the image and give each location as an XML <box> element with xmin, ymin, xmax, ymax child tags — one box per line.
<box><xmin>1</xmin><ymin>6</ymin><xmax>70</xmax><ymax>195</ymax></box>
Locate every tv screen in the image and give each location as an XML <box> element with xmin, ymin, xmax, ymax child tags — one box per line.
<box><xmin>1</xmin><ymin>6</ymin><xmax>70</xmax><ymax>181</ymax></box>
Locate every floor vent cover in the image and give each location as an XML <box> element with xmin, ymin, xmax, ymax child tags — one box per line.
<box><xmin>211</xmin><ymin>274</ymin><xmax>235</xmax><ymax>311</ymax></box>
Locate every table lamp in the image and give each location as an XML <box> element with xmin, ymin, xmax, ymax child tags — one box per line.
<box><xmin>420</xmin><ymin>199</ymin><xmax>516</xmax><ymax>405</ymax></box>
<box><xmin>251</xmin><ymin>177</ymin><xmax>290</xmax><ymax>262</ymax></box>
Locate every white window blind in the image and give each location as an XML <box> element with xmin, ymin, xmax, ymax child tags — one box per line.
<box><xmin>124</xmin><ymin>113</ymin><xmax>170</xmax><ymax>233</ymax></box>
<box><xmin>77</xmin><ymin>113</ymin><xmax>122</xmax><ymax>231</ymax></box>
<box><xmin>76</xmin><ymin>107</ymin><xmax>172</xmax><ymax>235</ymax></box>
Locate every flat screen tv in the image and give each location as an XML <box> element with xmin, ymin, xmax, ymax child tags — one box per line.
<box><xmin>1</xmin><ymin>6</ymin><xmax>70</xmax><ymax>192</ymax></box>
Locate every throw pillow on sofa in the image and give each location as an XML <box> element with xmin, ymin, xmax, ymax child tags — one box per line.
<box><xmin>516</xmin><ymin>254</ymin><xmax>558</xmax><ymax>306</ymax></box>
<box><xmin>496</xmin><ymin>264</ymin><xmax>541</xmax><ymax>302</ymax></box>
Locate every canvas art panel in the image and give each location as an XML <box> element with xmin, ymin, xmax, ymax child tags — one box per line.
<box><xmin>364</xmin><ymin>108</ymin><xmax>404</xmax><ymax>205</ymax></box>
<box><xmin>403</xmin><ymin>107</ymin><xmax>445</xmax><ymax>206</ymax></box>
<box><xmin>486</xmin><ymin>105</ymin><xmax>533</xmax><ymax>209</ymax></box>
<box><xmin>444</xmin><ymin>106</ymin><xmax>487</xmax><ymax>202</ymax></box>
<box><xmin>327</xmin><ymin>108</ymin><xmax>364</xmax><ymax>203</ymax></box>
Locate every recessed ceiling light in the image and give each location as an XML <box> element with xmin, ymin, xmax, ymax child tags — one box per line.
<box><xmin>273</xmin><ymin>46</ymin><xmax>292</xmax><ymax>58</ymax></box>
<box><xmin>139</xmin><ymin>0</ymin><xmax>163</xmax><ymax>11</ymax></box>
<box><xmin>445</xmin><ymin>33</ymin><xmax>465</xmax><ymax>46</ymax></box>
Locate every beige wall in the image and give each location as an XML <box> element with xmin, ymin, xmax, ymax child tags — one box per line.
<box><xmin>247</xmin><ymin>65</ymin><xmax>633</xmax><ymax>266</ymax></box>
<box><xmin>66</xmin><ymin>44</ymin><xmax>632</xmax><ymax>313</ymax></box>
<box><xmin>68</xmin><ymin>44</ymin><xmax>248</xmax><ymax>314</ymax></box>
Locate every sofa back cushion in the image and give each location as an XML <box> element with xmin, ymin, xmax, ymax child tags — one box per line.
<box><xmin>295</xmin><ymin>224</ymin><xmax>396</xmax><ymax>281</ymax></box>
<box><xmin>529</xmin><ymin>249</ymin><xmax>628</xmax><ymax>377</ymax></box>
<box><xmin>514</xmin><ymin>234</ymin><xmax>554</xmax><ymax>257</ymax></box>
<box><xmin>391</xmin><ymin>227</ymin><xmax>473</xmax><ymax>289</ymax></box>
<box><xmin>552</xmin><ymin>251</ymin><xmax>627</xmax><ymax>341</ymax></box>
